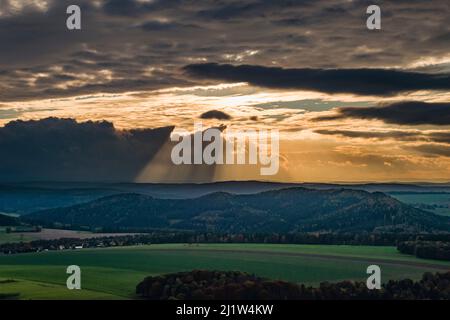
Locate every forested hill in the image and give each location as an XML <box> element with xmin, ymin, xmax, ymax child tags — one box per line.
<box><xmin>0</xmin><ymin>213</ymin><xmax>19</xmax><ymax>226</ymax></box>
<box><xmin>26</xmin><ymin>187</ymin><xmax>450</xmax><ymax>233</ymax></box>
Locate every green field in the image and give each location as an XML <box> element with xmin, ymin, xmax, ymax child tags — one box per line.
<box><xmin>1</xmin><ymin>244</ymin><xmax>449</xmax><ymax>300</ymax></box>
<box><xmin>0</xmin><ymin>228</ymin><xmax>34</xmax><ymax>244</ymax></box>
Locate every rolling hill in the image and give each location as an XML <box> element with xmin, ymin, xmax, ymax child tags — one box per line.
<box><xmin>25</xmin><ymin>187</ymin><xmax>450</xmax><ymax>233</ymax></box>
<box><xmin>3</xmin><ymin>181</ymin><xmax>450</xmax><ymax>216</ymax></box>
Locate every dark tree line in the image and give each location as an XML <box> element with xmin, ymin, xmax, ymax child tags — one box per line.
<box><xmin>136</xmin><ymin>270</ymin><xmax>450</xmax><ymax>300</ymax></box>
<box><xmin>397</xmin><ymin>240</ymin><xmax>450</xmax><ymax>261</ymax></box>
<box><xmin>3</xmin><ymin>230</ymin><xmax>450</xmax><ymax>255</ymax></box>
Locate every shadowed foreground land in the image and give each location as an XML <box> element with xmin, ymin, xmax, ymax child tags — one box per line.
<box><xmin>1</xmin><ymin>244</ymin><xmax>450</xmax><ymax>300</ymax></box>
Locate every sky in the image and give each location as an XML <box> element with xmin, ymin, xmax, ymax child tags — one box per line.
<box><xmin>0</xmin><ymin>0</ymin><xmax>449</xmax><ymax>183</ymax></box>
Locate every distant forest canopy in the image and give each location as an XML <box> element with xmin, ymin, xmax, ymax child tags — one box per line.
<box><xmin>24</xmin><ymin>188</ymin><xmax>450</xmax><ymax>233</ymax></box>
<box><xmin>0</xmin><ymin>213</ymin><xmax>19</xmax><ymax>226</ymax></box>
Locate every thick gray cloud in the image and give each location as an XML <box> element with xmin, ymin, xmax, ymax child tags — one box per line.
<box><xmin>0</xmin><ymin>0</ymin><xmax>449</xmax><ymax>101</ymax></box>
<box><xmin>184</xmin><ymin>63</ymin><xmax>450</xmax><ymax>96</ymax></box>
<box><xmin>0</xmin><ymin>118</ymin><xmax>174</xmax><ymax>182</ymax></box>
<box><xmin>200</xmin><ymin>110</ymin><xmax>232</xmax><ymax>120</ymax></box>
<box><xmin>314</xmin><ymin>101</ymin><xmax>450</xmax><ymax>125</ymax></box>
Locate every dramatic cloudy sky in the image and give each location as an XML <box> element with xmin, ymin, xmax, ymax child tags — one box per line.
<box><xmin>0</xmin><ymin>0</ymin><xmax>449</xmax><ymax>182</ymax></box>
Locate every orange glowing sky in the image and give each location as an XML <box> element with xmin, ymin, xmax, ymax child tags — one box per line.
<box><xmin>1</xmin><ymin>82</ymin><xmax>449</xmax><ymax>183</ymax></box>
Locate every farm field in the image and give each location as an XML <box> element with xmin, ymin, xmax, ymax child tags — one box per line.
<box><xmin>1</xmin><ymin>243</ymin><xmax>449</xmax><ymax>300</ymax></box>
<box><xmin>0</xmin><ymin>228</ymin><xmax>140</xmax><ymax>244</ymax></box>
<box><xmin>0</xmin><ymin>227</ymin><xmax>35</xmax><ymax>244</ymax></box>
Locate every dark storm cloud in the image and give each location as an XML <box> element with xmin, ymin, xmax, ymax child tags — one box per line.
<box><xmin>0</xmin><ymin>1</ymin><xmax>97</xmax><ymax>68</ymax></box>
<box><xmin>103</xmin><ymin>0</ymin><xmax>145</xmax><ymax>16</ymax></box>
<box><xmin>0</xmin><ymin>118</ymin><xmax>174</xmax><ymax>182</ymax></box>
<box><xmin>0</xmin><ymin>0</ymin><xmax>449</xmax><ymax>101</ymax></box>
<box><xmin>184</xmin><ymin>64</ymin><xmax>450</xmax><ymax>96</ymax></box>
<box><xmin>200</xmin><ymin>110</ymin><xmax>232</xmax><ymax>120</ymax></box>
<box><xmin>314</xmin><ymin>101</ymin><xmax>450</xmax><ymax>125</ymax></box>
